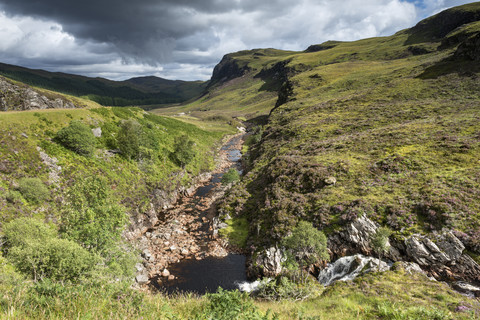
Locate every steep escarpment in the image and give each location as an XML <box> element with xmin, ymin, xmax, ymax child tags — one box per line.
<box><xmin>209</xmin><ymin>3</ymin><xmax>480</xmax><ymax>286</ymax></box>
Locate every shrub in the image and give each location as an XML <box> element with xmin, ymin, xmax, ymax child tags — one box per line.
<box><xmin>221</xmin><ymin>168</ymin><xmax>240</xmax><ymax>185</ymax></box>
<box><xmin>173</xmin><ymin>135</ymin><xmax>196</xmax><ymax>167</ymax></box>
<box><xmin>116</xmin><ymin>120</ymin><xmax>142</xmax><ymax>160</ymax></box>
<box><xmin>254</xmin><ymin>276</ymin><xmax>322</xmax><ymax>301</ymax></box>
<box><xmin>55</xmin><ymin>121</ymin><xmax>96</xmax><ymax>156</ymax></box>
<box><xmin>3</xmin><ymin>218</ymin><xmax>97</xmax><ymax>282</ymax></box>
<box><xmin>61</xmin><ymin>176</ymin><xmax>127</xmax><ymax>253</ymax></box>
<box><xmin>3</xmin><ymin>218</ymin><xmax>57</xmax><ymax>248</ymax></box>
<box><xmin>8</xmin><ymin>237</ymin><xmax>97</xmax><ymax>282</ymax></box>
<box><xmin>199</xmin><ymin>288</ymin><xmax>276</xmax><ymax>320</ymax></box>
<box><xmin>116</xmin><ymin>120</ymin><xmax>158</xmax><ymax>160</ymax></box>
<box><xmin>17</xmin><ymin>178</ymin><xmax>49</xmax><ymax>204</ymax></box>
<box><xmin>282</xmin><ymin>221</ymin><xmax>329</xmax><ymax>267</ymax></box>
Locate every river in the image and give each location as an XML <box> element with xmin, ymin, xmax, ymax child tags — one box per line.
<box><xmin>147</xmin><ymin>133</ymin><xmax>247</xmax><ymax>294</ymax></box>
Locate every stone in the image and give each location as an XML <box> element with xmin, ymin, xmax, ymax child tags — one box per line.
<box><xmin>162</xmin><ymin>269</ymin><xmax>170</xmax><ymax>277</ymax></box>
<box><xmin>135</xmin><ymin>263</ymin><xmax>145</xmax><ymax>272</ymax></box>
<box><xmin>169</xmin><ymin>245</ymin><xmax>177</xmax><ymax>252</ymax></box>
<box><xmin>92</xmin><ymin>127</ymin><xmax>102</xmax><ymax>138</ymax></box>
<box><xmin>168</xmin><ymin>275</ymin><xmax>175</xmax><ymax>281</ymax></box>
<box><xmin>181</xmin><ymin>248</ymin><xmax>189</xmax><ymax>256</ymax></box>
<box><xmin>135</xmin><ymin>274</ymin><xmax>149</xmax><ymax>285</ymax></box>
<box><xmin>142</xmin><ymin>249</ymin><xmax>152</xmax><ymax>260</ymax></box>
<box><xmin>324</xmin><ymin>176</ymin><xmax>337</xmax><ymax>185</ymax></box>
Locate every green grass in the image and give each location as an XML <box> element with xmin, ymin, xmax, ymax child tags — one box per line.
<box><xmin>1</xmin><ymin>263</ymin><xmax>478</xmax><ymax>319</ymax></box>
<box><xmin>218</xmin><ymin>217</ymin><xmax>249</xmax><ymax>248</ymax></box>
<box><xmin>0</xmin><ymin>107</ymin><xmax>232</xmax><ymax>227</ymax></box>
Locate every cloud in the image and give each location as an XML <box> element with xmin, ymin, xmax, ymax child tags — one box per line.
<box><xmin>0</xmin><ymin>0</ymin><xmax>475</xmax><ymax>80</ymax></box>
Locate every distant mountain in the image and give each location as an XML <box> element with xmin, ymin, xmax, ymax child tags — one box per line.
<box><xmin>0</xmin><ymin>63</ymin><xmax>207</xmax><ymax>107</ymax></box>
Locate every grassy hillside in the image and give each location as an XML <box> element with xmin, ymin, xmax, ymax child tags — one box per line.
<box><xmin>1</xmin><ymin>265</ymin><xmax>478</xmax><ymax>319</ymax></box>
<box><xmin>0</xmin><ymin>106</ymin><xmax>233</xmax><ymax>227</ymax></box>
<box><xmin>204</xmin><ymin>3</ymin><xmax>480</xmax><ymax>260</ymax></box>
<box><xmin>0</xmin><ymin>63</ymin><xmax>207</xmax><ymax>107</ymax></box>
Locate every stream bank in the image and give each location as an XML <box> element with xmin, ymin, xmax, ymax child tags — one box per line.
<box><xmin>134</xmin><ymin>133</ymin><xmax>247</xmax><ymax>293</ymax></box>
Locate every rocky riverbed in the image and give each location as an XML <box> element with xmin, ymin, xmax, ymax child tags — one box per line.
<box><xmin>134</xmin><ymin>133</ymin><xmax>245</xmax><ymax>289</ymax></box>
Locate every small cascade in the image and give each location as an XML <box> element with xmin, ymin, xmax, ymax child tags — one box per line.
<box><xmin>318</xmin><ymin>254</ymin><xmax>390</xmax><ymax>286</ymax></box>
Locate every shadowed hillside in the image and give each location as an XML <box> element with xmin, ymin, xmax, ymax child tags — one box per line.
<box><xmin>0</xmin><ymin>63</ymin><xmax>207</xmax><ymax>107</ymax></box>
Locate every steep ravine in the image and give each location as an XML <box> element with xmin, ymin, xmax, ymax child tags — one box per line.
<box><xmin>133</xmin><ymin>133</ymin><xmax>246</xmax><ymax>291</ymax></box>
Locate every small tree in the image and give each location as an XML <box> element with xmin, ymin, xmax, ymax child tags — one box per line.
<box><xmin>116</xmin><ymin>119</ymin><xmax>142</xmax><ymax>160</ymax></box>
<box><xmin>60</xmin><ymin>176</ymin><xmax>127</xmax><ymax>253</ymax></box>
<box><xmin>173</xmin><ymin>135</ymin><xmax>195</xmax><ymax>167</ymax></box>
<box><xmin>282</xmin><ymin>221</ymin><xmax>329</xmax><ymax>281</ymax></box>
<box><xmin>370</xmin><ymin>226</ymin><xmax>392</xmax><ymax>271</ymax></box>
<box><xmin>55</xmin><ymin>121</ymin><xmax>96</xmax><ymax>156</ymax></box>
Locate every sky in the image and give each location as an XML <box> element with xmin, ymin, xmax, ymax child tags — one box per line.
<box><xmin>0</xmin><ymin>0</ymin><xmax>475</xmax><ymax>81</ymax></box>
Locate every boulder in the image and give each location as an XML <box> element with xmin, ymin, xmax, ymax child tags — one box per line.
<box><xmin>135</xmin><ymin>274</ymin><xmax>149</xmax><ymax>285</ymax></box>
<box><xmin>92</xmin><ymin>127</ymin><xmax>102</xmax><ymax>138</ymax></box>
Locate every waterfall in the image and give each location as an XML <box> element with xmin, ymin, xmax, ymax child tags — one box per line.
<box><xmin>318</xmin><ymin>254</ymin><xmax>390</xmax><ymax>286</ymax></box>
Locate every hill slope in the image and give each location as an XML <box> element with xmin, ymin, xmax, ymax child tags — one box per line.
<box><xmin>172</xmin><ymin>2</ymin><xmax>480</xmax><ymax>285</ymax></box>
<box><xmin>0</xmin><ymin>63</ymin><xmax>207</xmax><ymax>107</ymax></box>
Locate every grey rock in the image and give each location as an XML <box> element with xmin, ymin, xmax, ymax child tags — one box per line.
<box><xmin>251</xmin><ymin>247</ymin><xmax>285</xmax><ymax>277</ymax></box>
<box><xmin>135</xmin><ymin>274</ymin><xmax>149</xmax><ymax>285</ymax></box>
<box><xmin>92</xmin><ymin>127</ymin><xmax>102</xmax><ymax>138</ymax></box>
<box><xmin>135</xmin><ymin>263</ymin><xmax>145</xmax><ymax>272</ymax></box>
<box><xmin>324</xmin><ymin>176</ymin><xmax>337</xmax><ymax>185</ymax></box>
<box><xmin>436</xmin><ymin>231</ymin><xmax>464</xmax><ymax>261</ymax></box>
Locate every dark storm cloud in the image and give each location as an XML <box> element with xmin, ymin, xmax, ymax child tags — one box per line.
<box><xmin>0</xmin><ymin>0</ymin><xmax>476</xmax><ymax>80</ymax></box>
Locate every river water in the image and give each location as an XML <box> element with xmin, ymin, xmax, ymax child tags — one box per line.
<box><xmin>153</xmin><ymin>134</ymin><xmax>247</xmax><ymax>294</ymax></box>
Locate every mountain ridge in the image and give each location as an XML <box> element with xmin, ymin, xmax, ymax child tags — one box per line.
<box><xmin>0</xmin><ymin>62</ymin><xmax>207</xmax><ymax>107</ymax></box>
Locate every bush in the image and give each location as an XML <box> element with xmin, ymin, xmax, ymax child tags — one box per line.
<box><xmin>282</xmin><ymin>221</ymin><xmax>329</xmax><ymax>267</ymax></box>
<box><xmin>8</xmin><ymin>238</ymin><xmax>97</xmax><ymax>282</ymax></box>
<box><xmin>221</xmin><ymin>168</ymin><xmax>240</xmax><ymax>185</ymax></box>
<box><xmin>55</xmin><ymin>121</ymin><xmax>96</xmax><ymax>156</ymax></box>
<box><xmin>17</xmin><ymin>178</ymin><xmax>49</xmax><ymax>204</ymax></box>
<box><xmin>254</xmin><ymin>276</ymin><xmax>322</xmax><ymax>301</ymax></box>
<box><xmin>199</xmin><ymin>288</ymin><xmax>276</xmax><ymax>320</ymax></box>
<box><xmin>116</xmin><ymin>120</ymin><xmax>142</xmax><ymax>160</ymax></box>
<box><xmin>3</xmin><ymin>218</ymin><xmax>97</xmax><ymax>282</ymax></box>
<box><xmin>61</xmin><ymin>176</ymin><xmax>127</xmax><ymax>253</ymax></box>
<box><xmin>172</xmin><ymin>135</ymin><xmax>195</xmax><ymax>167</ymax></box>
<box><xmin>3</xmin><ymin>218</ymin><xmax>57</xmax><ymax>248</ymax></box>
<box><xmin>116</xmin><ymin>120</ymin><xmax>158</xmax><ymax>160</ymax></box>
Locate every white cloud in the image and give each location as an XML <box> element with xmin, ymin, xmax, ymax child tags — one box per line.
<box><xmin>0</xmin><ymin>1</ymin><xmax>475</xmax><ymax>80</ymax></box>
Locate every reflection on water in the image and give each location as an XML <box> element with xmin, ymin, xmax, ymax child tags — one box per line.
<box><xmin>154</xmin><ymin>254</ymin><xmax>247</xmax><ymax>294</ymax></box>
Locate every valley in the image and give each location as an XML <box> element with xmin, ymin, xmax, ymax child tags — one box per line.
<box><xmin>0</xmin><ymin>2</ymin><xmax>480</xmax><ymax>319</ymax></box>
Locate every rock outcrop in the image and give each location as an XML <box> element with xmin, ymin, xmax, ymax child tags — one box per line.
<box><xmin>405</xmin><ymin>232</ymin><xmax>480</xmax><ymax>285</ymax></box>
<box><xmin>0</xmin><ymin>76</ymin><xmax>76</xmax><ymax>111</ymax></box>
<box><xmin>247</xmin><ymin>247</ymin><xmax>285</xmax><ymax>278</ymax></box>
<box><xmin>455</xmin><ymin>33</ymin><xmax>480</xmax><ymax>61</ymax></box>
<box><xmin>326</xmin><ymin>216</ymin><xmax>480</xmax><ymax>286</ymax></box>
<box><xmin>328</xmin><ymin>215</ymin><xmax>401</xmax><ymax>260</ymax></box>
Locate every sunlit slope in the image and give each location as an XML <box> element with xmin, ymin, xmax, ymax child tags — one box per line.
<box><xmin>201</xmin><ymin>3</ymin><xmax>480</xmax><ymax>258</ymax></box>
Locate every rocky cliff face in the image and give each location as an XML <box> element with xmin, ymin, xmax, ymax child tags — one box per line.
<box><xmin>0</xmin><ymin>76</ymin><xmax>76</xmax><ymax>111</ymax></box>
<box><xmin>327</xmin><ymin>215</ymin><xmax>480</xmax><ymax>286</ymax></box>
<box><xmin>208</xmin><ymin>55</ymin><xmax>251</xmax><ymax>88</ymax></box>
